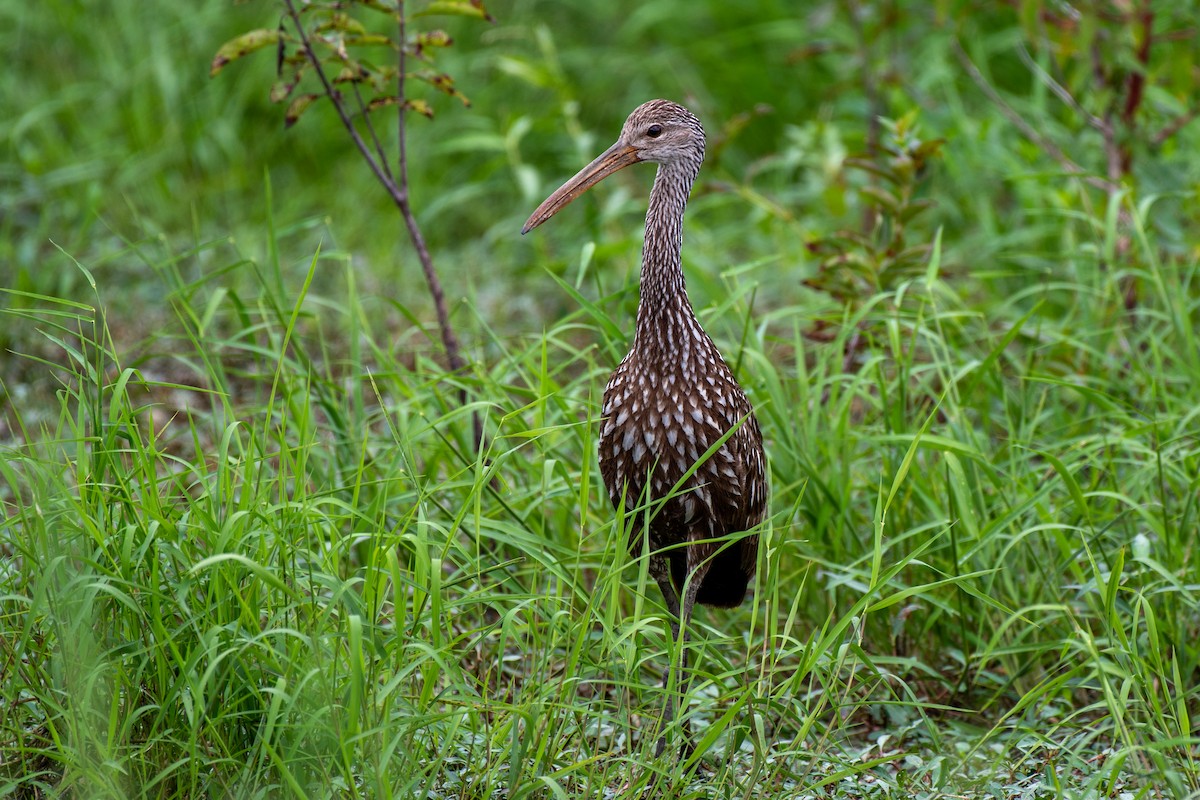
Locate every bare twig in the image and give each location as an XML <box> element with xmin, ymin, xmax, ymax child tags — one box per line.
<box><xmin>1016</xmin><ymin>43</ymin><xmax>1107</xmax><ymax>133</ymax></box>
<box><xmin>398</xmin><ymin>6</ymin><xmax>409</xmax><ymax>198</ymax></box>
<box><xmin>395</xmin><ymin>1</ymin><xmax>481</xmax><ymax>448</ymax></box>
<box><xmin>393</xmin><ymin>0</ymin><xmax>462</xmax><ymax>377</ymax></box>
<box><xmin>282</xmin><ymin>0</ymin><xmax>404</xmax><ymax>205</ymax></box>
<box><xmin>1152</xmin><ymin>109</ymin><xmax>1199</xmax><ymax>145</ymax></box>
<box><xmin>954</xmin><ymin>39</ymin><xmax>1119</xmax><ymax>194</ymax></box>
<box><xmin>281</xmin><ymin>0</ymin><xmax>481</xmax><ymax>450</ymax></box>
<box><xmin>351</xmin><ymin>80</ymin><xmax>396</xmax><ymax>184</ymax></box>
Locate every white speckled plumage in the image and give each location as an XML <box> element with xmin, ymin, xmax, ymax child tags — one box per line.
<box><xmin>523</xmin><ymin>99</ymin><xmax>768</xmax><ymax>757</ymax></box>
<box><xmin>587</xmin><ymin>102</ymin><xmax>768</xmax><ymax>611</ymax></box>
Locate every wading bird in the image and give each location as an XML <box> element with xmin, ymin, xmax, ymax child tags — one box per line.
<box><xmin>522</xmin><ymin>100</ymin><xmax>768</xmax><ymax>757</ymax></box>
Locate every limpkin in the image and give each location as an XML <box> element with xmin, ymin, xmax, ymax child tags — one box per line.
<box><xmin>522</xmin><ymin>100</ymin><xmax>767</xmax><ymax>755</ymax></box>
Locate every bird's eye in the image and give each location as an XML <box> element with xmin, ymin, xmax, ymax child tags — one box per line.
<box><xmin>646</xmin><ymin>124</ymin><xmax>663</xmax><ymax>138</ymax></box>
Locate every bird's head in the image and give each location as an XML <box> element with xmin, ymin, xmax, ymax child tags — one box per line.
<box><xmin>522</xmin><ymin>99</ymin><xmax>706</xmax><ymax>234</ymax></box>
<box><xmin>618</xmin><ymin>99</ymin><xmax>706</xmax><ymax>166</ymax></box>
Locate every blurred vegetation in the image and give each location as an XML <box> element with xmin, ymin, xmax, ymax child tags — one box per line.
<box><xmin>6</xmin><ymin>2</ymin><xmax>1198</xmax><ymax>341</ymax></box>
<box><xmin>2</xmin><ymin>0</ymin><xmax>1199</xmax><ymax>796</ymax></box>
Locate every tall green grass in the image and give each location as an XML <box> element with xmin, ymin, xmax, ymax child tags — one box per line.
<box><xmin>3</xmin><ymin>188</ymin><xmax>1198</xmax><ymax>796</ymax></box>
<box><xmin>4</xmin><ymin>0</ymin><xmax>1200</xmax><ymax>797</ymax></box>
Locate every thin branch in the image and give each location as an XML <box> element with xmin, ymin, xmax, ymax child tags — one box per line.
<box><xmin>393</xmin><ymin>1</ymin><xmax>462</xmax><ymax>376</ymax></box>
<box><xmin>282</xmin><ymin>0</ymin><xmax>401</xmax><ymax>205</ymax></box>
<box><xmin>281</xmin><ymin>0</ymin><xmax>479</xmax><ymax>448</ymax></box>
<box><xmin>395</xmin><ymin>0</ymin><xmax>480</xmax><ymax>448</ymax></box>
<box><xmin>954</xmin><ymin>39</ymin><xmax>1119</xmax><ymax>194</ymax></box>
<box><xmin>1152</xmin><ymin>109</ymin><xmax>1199</xmax><ymax>145</ymax></box>
<box><xmin>398</xmin><ymin>3</ymin><xmax>409</xmax><ymax>203</ymax></box>
<box><xmin>351</xmin><ymin>80</ymin><xmax>396</xmax><ymax>184</ymax></box>
<box><xmin>1016</xmin><ymin>42</ymin><xmax>1108</xmax><ymax>133</ymax></box>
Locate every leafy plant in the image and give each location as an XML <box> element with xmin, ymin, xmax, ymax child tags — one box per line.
<box><xmin>210</xmin><ymin>0</ymin><xmax>495</xmax><ymax>447</ymax></box>
<box><xmin>3</xmin><ymin>0</ymin><xmax>1199</xmax><ymax>796</ymax></box>
<box><xmin>804</xmin><ymin>111</ymin><xmax>944</xmax><ymax>304</ymax></box>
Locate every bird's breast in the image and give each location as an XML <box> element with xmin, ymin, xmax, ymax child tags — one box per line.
<box><xmin>597</xmin><ymin>340</ymin><xmax>764</xmax><ymax>534</ymax></box>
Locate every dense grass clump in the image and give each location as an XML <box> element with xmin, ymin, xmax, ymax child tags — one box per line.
<box><xmin>3</xmin><ymin>0</ymin><xmax>1200</xmax><ymax>797</ymax></box>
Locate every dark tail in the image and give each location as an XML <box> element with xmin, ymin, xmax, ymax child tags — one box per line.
<box><xmin>671</xmin><ymin>544</ymin><xmax>754</xmax><ymax>608</ymax></box>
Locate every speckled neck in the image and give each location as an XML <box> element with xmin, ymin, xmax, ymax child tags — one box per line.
<box><xmin>634</xmin><ymin>160</ymin><xmax>700</xmax><ymax>340</ymax></box>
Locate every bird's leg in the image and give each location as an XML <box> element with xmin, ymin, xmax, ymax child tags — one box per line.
<box><xmin>652</xmin><ymin>554</ymin><xmax>705</xmax><ymax>762</ymax></box>
<box><xmin>673</xmin><ymin>560</ymin><xmax>708</xmax><ymax>759</ymax></box>
<box><xmin>648</xmin><ymin>554</ymin><xmax>681</xmax><ymax>638</ymax></box>
<box><xmin>649</xmin><ymin>554</ymin><xmax>681</xmax><ymax>758</ymax></box>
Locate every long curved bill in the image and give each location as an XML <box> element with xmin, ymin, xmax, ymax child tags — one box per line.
<box><xmin>521</xmin><ymin>142</ymin><xmax>641</xmax><ymax>234</ymax></box>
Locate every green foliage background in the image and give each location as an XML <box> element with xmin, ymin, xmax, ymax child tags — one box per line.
<box><xmin>2</xmin><ymin>0</ymin><xmax>1199</xmax><ymax>797</ymax></box>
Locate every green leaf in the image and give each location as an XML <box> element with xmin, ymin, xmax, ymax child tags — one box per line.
<box><xmin>314</xmin><ymin>12</ymin><xmax>366</xmax><ymax>36</ymax></box>
<box><xmin>494</xmin><ymin>55</ymin><xmax>554</xmax><ymax>88</ymax></box>
<box><xmin>842</xmin><ymin>156</ymin><xmax>897</xmax><ymax>183</ymax></box>
<box><xmin>960</xmin><ymin>301</ymin><xmax>1041</xmax><ymax>398</ymax></box>
<box><xmin>415</xmin><ymin>30</ymin><xmax>454</xmax><ymax>50</ymax></box>
<box><xmin>284</xmin><ymin>93</ymin><xmax>320</xmax><ymax>128</ymax></box>
<box><xmin>544</xmin><ymin>269</ymin><xmax>625</xmax><ymax>344</ymax></box>
<box><xmin>884</xmin><ymin>392</ymin><xmax>943</xmax><ymax>512</ymax></box>
<box><xmin>413</xmin><ymin>70</ymin><xmax>469</xmax><ymax>105</ymax></box>
<box><xmin>414</xmin><ymin>0</ymin><xmax>494</xmax><ymax>22</ymax></box>
<box><xmin>923</xmin><ymin>226</ymin><xmax>942</xmax><ymax>287</ymax></box>
<box><xmin>1024</xmin><ymin>374</ymin><xmax>1134</xmax><ymax>415</ymax></box>
<box><xmin>270</xmin><ymin>68</ymin><xmax>305</xmax><ymax>103</ymax></box>
<box><xmin>344</xmin><ymin>34</ymin><xmax>394</xmax><ymax>48</ymax></box>
<box><xmin>860</xmin><ymin>185</ymin><xmax>900</xmax><ymax>214</ymax></box>
<box><xmin>1035</xmin><ymin>447</ymin><xmax>1094</xmax><ymax>530</ymax></box>
<box><xmin>210</xmin><ymin>29</ymin><xmax>281</xmax><ymax>77</ymax></box>
<box><xmin>900</xmin><ymin>198</ymin><xmax>935</xmax><ymax>223</ymax></box>
<box><xmin>358</xmin><ymin>0</ymin><xmax>402</xmax><ymax>18</ymax></box>
<box><xmin>405</xmin><ymin>98</ymin><xmax>434</xmax><ymax>118</ymax></box>
<box><xmin>333</xmin><ymin>65</ymin><xmax>368</xmax><ymax>84</ymax></box>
